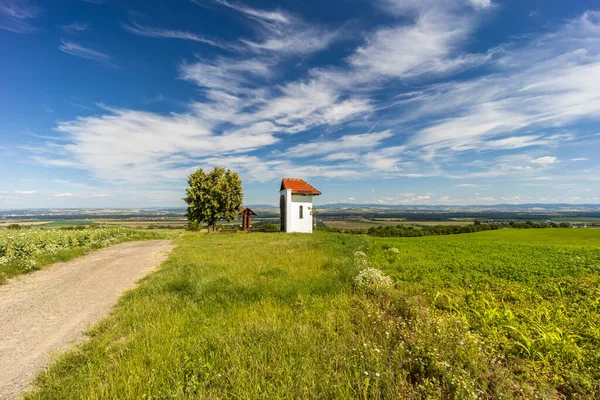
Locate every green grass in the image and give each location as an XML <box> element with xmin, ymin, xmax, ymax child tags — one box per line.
<box><xmin>26</xmin><ymin>230</ymin><xmax>600</xmax><ymax>399</ymax></box>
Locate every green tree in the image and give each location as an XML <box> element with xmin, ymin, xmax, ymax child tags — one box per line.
<box><xmin>183</xmin><ymin>167</ymin><xmax>243</xmax><ymax>232</ymax></box>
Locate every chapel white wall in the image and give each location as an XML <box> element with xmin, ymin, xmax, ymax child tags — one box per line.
<box><xmin>280</xmin><ymin>190</ymin><xmax>313</xmax><ymax>233</ymax></box>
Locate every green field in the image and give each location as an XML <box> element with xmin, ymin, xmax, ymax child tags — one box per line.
<box><xmin>25</xmin><ymin>229</ymin><xmax>600</xmax><ymax>399</ymax></box>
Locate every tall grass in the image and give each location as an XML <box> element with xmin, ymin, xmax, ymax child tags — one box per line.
<box><xmin>26</xmin><ymin>230</ymin><xmax>600</xmax><ymax>399</ymax></box>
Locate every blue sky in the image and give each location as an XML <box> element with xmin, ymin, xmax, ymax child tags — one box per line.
<box><xmin>1</xmin><ymin>0</ymin><xmax>600</xmax><ymax>208</ymax></box>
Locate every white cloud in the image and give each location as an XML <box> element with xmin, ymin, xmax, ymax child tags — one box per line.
<box><xmin>286</xmin><ymin>130</ymin><xmax>392</xmax><ymax>158</ymax></box>
<box><xmin>479</xmin><ymin>196</ymin><xmax>495</xmax><ymax>201</ymax></box>
<box><xmin>180</xmin><ymin>58</ymin><xmax>273</xmax><ymax>94</ymax></box>
<box><xmin>531</xmin><ymin>156</ymin><xmax>558</xmax><ymax>165</ymax></box>
<box><xmin>206</xmin><ymin>0</ymin><xmax>290</xmax><ymax>24</ymax></box>
<box><xmin>349</xmin><ymin>11</ymin><xmax>488</xmax><ymax>80</ymax></box>
<box><xmin>122</xmin><ymin>21</ymin><xmax>230</xmax><ymax>49</ymax></box>
<box><xmin>402</xmin><ymin>12</ymin><xmax>600</xmax><ymax>158</ymax></box>
<box><xmin>455</xmin><ymin>183</ymin><xmax>478</xmax><ymax>187</ymax></box>
<box><xmin>53</xmin><ymin>193</ymin><xmax>77</xmax><ymax>197</ymax></box>
<box><xmin>196</xmin><ymin>0</ymin><xmax>338</xmax><ymax>56</ymax></box>
<box><xmin>0</xmin><ymin>0</ymin><xmax>39</xmax><ymax>33</ymax></box>
<box><xmin>59</xmin><ymin>40</ymin><xmax>116</xmax><ymax>67</ymax></box>
<box><xmin>378</xmin><ymin>0</ymin><xmax>492</xmax><ymax>15</ymax></box>
<box><xmin>347</xmin><ymin>197</ymin><xmax>356</xmax><ymax>201</ymax></box>
<box><xmin>571</xmin><ymin>158</ymin><xmax>589</xmax><ymax>161</ymax></box>
<box><xmin>14</xmin><ymin>190</ymin><xmax>36</xmax><ymax>194</ymax></box>
<box><xmin>53</xmin><ymin>107</ymin><xmax>278</xmax><ymax>183</ymax></box>
<box><xmin>61</xmin><ymin>22</ymin><xmax>89</xmax><ymax>33</ymax></box>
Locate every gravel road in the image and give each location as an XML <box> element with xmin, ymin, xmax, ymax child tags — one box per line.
<box><xmin>0</xmin><ymin>240</ymin><xmax>174</xmax><ymax>399</ymax></box>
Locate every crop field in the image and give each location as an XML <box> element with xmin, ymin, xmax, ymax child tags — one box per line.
<box><xmin>0</xmin><ymin>227</ymin><xmax>178</xmax><ymax>283</ymax></box>
<box><xmin>24</xmin><ymin>228</ymin><xmax>600</xmax><ymax>399</ymax></box>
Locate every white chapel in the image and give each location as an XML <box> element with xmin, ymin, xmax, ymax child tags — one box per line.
<box><xmin>279</xmin><ymin>178</ymin><xmax>321</xmax><ymax>233</ymax></box>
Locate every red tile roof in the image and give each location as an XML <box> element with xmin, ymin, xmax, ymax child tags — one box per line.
<box><xmin>280</xmin><ymin>178</ymin><xmax>322</xmax><ymax>195</ymax></box>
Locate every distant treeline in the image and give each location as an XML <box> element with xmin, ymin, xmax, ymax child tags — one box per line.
<box><xmin>367</xmin><ymin>222</ymin><xmax>501</xmax><ymax>237</ymax></box>
<box><xmin>319</xmin><ymin>220</ymin><xmax>578</xmax><ymax>237</ymax></box>
<box><xmin>508</xmin><ymin>221</ymin><xmax>571</xmax><ymax>229</ymax></box>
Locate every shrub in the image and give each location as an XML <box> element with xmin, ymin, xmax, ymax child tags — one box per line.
<box><xmin>353</xmin><ymin>267</ymin><xmax>394</xmax><ymax>294</ymax></box>
<box><xmin>186</xmin><ymin>220</ymin><xmax>200</xmax><ymax>231</ymax></box>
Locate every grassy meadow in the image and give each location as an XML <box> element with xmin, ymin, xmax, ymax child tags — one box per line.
<box><xmin>25</xmin><ymin>229</ymin><xmax>600</xmax><ymax>399</ymax></box>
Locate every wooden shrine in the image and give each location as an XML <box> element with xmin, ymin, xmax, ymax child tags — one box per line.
<box><xmin>237</xmin><ymin>207</ymin><xmax>258</xmax><ymax>231</ymax></box>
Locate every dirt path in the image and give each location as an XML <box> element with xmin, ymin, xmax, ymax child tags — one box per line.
<box><xmin>0</xmin><ymin>240</ymin><xmax>174</xmax><ymax>399</ymax></box>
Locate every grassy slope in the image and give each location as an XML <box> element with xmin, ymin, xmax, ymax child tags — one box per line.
<box><xmin>27</xmin><ymin>230</ymin><xmax>600</xmax><ymax>399</ymax></box>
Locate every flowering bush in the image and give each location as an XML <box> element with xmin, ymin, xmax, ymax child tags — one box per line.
<box><xmin>353</xmin><ymin>250</ymin><xmax>370</xmax><ymax>268</ymax></box>
<box><xmin>353</xmin><ymin>267</ymin><xmax>394</xmax><ymax>294</ymax></box>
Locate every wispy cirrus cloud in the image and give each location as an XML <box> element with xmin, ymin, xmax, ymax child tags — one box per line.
<box><xmin>285</xmin><ymin>131</ymin><xmax>393</xmax><ymax>158</ymax></box>
<box><xmin>196</xmin><ymin>0</ymin><xmax>340</xmax><ymax>56</ymax></box>
<box><xmin>0</xmin><ymin>0</ymin><xmax>39</xmax><ymax>33</ymax></box>
<box><xmin>59</xmin><ymin>40</ymin><xmax>116</xmax><ymax>67</ymax></box>
<box><xmin>29</xmin><ymin>3</ymin><xmax>600</xmax><ymax>193</ymax></box>
<box><xmin>202</xmin><ymin>0</ymin><xmax>290</xmax><ymax>24</ymax></box>
<box><xmin>122</xmin><ymin>21</ymin><xmax>232</xmax><ymax>49</ymax></box>
<box><xmin>390</xmin><ymin>11</ymin><xmax>600</xmax><ymax>163</ymax></box>
<box><xmin>60</xmin><ymin>22</ymin><xmax>89</xmax><ymax>33</ymax></box>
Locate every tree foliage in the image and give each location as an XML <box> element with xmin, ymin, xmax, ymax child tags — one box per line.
<box><xmin>183</xmin><ymin>167</ymin><xmax>243</xmax><ymax>232</ymax></box>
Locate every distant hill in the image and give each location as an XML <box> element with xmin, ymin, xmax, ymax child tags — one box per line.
<box><xmin>244</xmin><ymin>204</ymin><xmax>278</xmax><ymax>210</ymax></box>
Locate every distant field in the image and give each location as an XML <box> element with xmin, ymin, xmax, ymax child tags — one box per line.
<box><xmin>0</xmin><ymin>221</ymin><xmax>48</xmax><ymax>227</ymax></box>
<box><xmin>27</xmin><ymin>229</ymin><xmax>600</xmax><ymax>398</ymax></box>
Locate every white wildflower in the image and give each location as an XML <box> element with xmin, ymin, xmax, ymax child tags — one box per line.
<box><xmin>353</xmin><ymin>267</ymin><xmax>394</xmax><ymax>294</ymax></box>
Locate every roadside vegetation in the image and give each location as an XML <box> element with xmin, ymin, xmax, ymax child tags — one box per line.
<box><xmin>0</xmin><ymin>226</ymin><xmax>178</xmax><ymax>283</ymax></box>
<box><xmin>26</xmin><ymin>229</ymin><xmax>600</xmax><ymax>398</ymax></box>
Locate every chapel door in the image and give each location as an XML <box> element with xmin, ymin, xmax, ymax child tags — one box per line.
<box><xmin>280</xmin><ymin>195</ymin><xmax>286</xmax><ymax>232</ymax></box>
